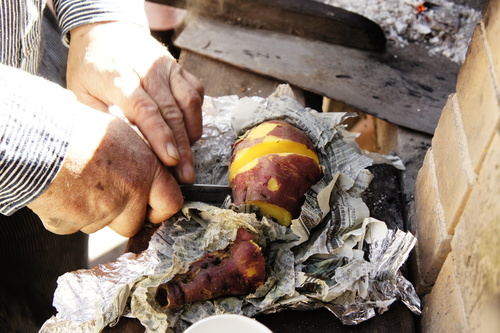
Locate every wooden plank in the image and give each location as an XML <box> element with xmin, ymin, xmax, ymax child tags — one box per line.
<box><xmin>179</xmin><ymin>51</ymin><xmax>306</xmax><ymax>105</ymax></box>
<box><xmin>148</xmin><ymin>0</ymin><xmax>386</xmax><ymax>51</ymax></box>
<box><xmin>175</xmin><ymin>17</ymin><xmax>460</xmax><ymax>134</ymax></box>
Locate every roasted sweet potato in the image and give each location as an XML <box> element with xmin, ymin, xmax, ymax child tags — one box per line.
<box><xmin>231</xmin><ymin>153</ymin><xmax>322</xmax><ymax>226</ymax></box>
<box><xmin>229</xmin><ymin>120</ymin><xmax>323</xmax><ymax>226</ymax></box>
<box><xmin>155</xmin><ymin>228</ymin><xmax>266</xmax><ymax>309</ymax></box>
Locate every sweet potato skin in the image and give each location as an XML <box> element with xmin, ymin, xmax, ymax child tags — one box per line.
<box><xmin>231</xmin><ymin>153</ymin><xmax>323</xmax><ymax>222</ymax></box>
<box><xmin>230</xmin><ymin>120</ymin><xmax>318</xmax><ymax>166</ymax></box>
<box><xmin>155</xmin><ymin>228</ymin><xmax>265</xmax><ymax>309</ymax></box>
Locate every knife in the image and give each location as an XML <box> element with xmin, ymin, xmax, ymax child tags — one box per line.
<box><xmin>151</xmin><ymin>0</ymin><xmax>386</xmax><ymax>51</ymax></box>
<box><xmin>180</xmin><ymin>184</ymin><xmax>232</xmax><ymax>204</ymax></box>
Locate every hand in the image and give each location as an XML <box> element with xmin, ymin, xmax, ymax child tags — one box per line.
<box><xmin>66</xmin><ymin>21</ymin><xmax>204</xmax><ymax>184</ymax></box>
<box><xmin>27</xmin><ymin>108</ymin><xmax>183</xmax><ymax>237</ymax></box>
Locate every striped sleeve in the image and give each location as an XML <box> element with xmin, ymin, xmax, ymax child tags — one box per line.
<box><xmin>0</xmin><ymin>0</ymin><xmax>45</xmax><ymax>74</ymax></box>
<box><xmin>52</xmin><ymin>0</ymin><xmax>149</xmax><ymax>45</ymax></box>
<box><xmin>0</xmin><ymin>64</ymin><xmax>76</xmax><ymax>215</ymax></box>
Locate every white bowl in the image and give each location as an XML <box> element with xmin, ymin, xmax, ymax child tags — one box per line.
<box><xmin>184</xmin><ymin>314</ymin><xmax>273</xmax><ymax>333</ymax></box>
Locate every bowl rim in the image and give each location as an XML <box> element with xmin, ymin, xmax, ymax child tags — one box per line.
<box><xmin>184</xmin><ymin>314</ymin><xmax>273</xmax><ymax>333</ymax></box>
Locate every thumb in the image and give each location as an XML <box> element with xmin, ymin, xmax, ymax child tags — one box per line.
<box><xmin>147</xmin><ymin>164</ymin><xmax>184</xmax><ymax>224</ymax></box>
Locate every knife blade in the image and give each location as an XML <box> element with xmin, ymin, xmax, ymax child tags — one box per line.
<box><xmin>180</xmin><ymin>184</ymin><xmax>232</xmax><ymax>204</ymax></box>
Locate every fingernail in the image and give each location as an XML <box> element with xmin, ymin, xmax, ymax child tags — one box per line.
<box><xmin>166</xmin><ymin>142</ymin><xmax>180</xmax><ymax>161</ymax></box>
<box><xmin>181</xmin><ymin>164</ymin><xmax>195</xmax><ymax>183</ymax></box>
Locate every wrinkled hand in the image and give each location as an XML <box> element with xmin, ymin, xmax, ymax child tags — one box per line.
<box><xmin>27</xmin><ymin>109</ymin><xmax>183</xmax><ymax>237</ymax></box>
<box><xmin>67</xmin><ymin>21</ymin><xmax>204</xmax><ymax>184</ymax></box>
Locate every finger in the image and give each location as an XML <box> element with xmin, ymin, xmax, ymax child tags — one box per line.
<box><xmin>83</xmin><ymin>185</ymin><xmax>150</xmax><ymax>237</ymax></box>
<box><xmin>141</xmin><ymin>70</ymin><xmax>196</xmax><ymax>183</ymax></box>
<box><xmin>158</xmin><ymin>106</ymin><xmax>195</xmax><ymax>184</ymax></box>
<box><xmin>105</xmin><ymin>199</ymin><xmax>149</xmax><ymax>237</ymax></box>
<box><xmin>81</xmin><ymin>220</ymin><xmax>111</xmax><ymax>235</ymax></box>
<box><xmin>181</xmin><ymin>69</ymin><xmax>205</xmax><ymax>101</ymax></box>
<box><xmin>171</xmin><ymin>69</ymin><xmax>204</xmax><ymax>144</ymax></box>
<box><xmin>122</xmin><ymin>86</ymin><xmax>181</xmax><ymax>167</ymax></box>
<box><xmin>98</xmin><ymin>70</ymin><xmax>181</xmax><ymax>167</ymax></box>
<box><xmin>79</xmin><ymin>202</ymin><xmax>128</xmax><ymax>235</ymax></box>
<box><xmin>147</xmin><ymin>165</ymin><xmax>184</xmax><ymax>224</ymax></box>
<box><xmin>39</xmin><ymin>216</ymin><xmax>81</xmax><ymax>235</ymax></box>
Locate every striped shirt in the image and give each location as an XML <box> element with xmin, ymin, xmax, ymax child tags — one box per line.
<box><xmin>0</xmin><ymin>0</ymin><xmax>148</xmax><ymax>215</ymax></box>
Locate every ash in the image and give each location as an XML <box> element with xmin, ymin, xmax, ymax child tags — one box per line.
<box><xmin>323</xmin><ymin>0</ymin><xmax>481</xmax><ymax>64</ymax></box>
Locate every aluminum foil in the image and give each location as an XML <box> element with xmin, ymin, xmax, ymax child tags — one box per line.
<box><xmin>40</xmin><ymin>85</ymin><xmax>420</xmax><ymax>332</ymax></box>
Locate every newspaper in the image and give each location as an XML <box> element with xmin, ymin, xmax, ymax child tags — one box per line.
<box><xmin>40</xmin><ymin>85</ymin><xmax>420</xmax><ymax>333</ymax></box>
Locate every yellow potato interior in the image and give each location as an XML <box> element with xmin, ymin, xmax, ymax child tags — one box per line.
<box><xmin>234</xmin><ymin>158</ymin><xmax>260</xmax><ymax>176</ymax></box>
<box><xmin>267</xmin><ymin>177</ymin><xmax>280</xmax><ymax>191</ymax></box>
<box><xmin>232</xmin><ymin>152</ymin><xmax>298</xmax><ymax>179</ymax></box>
<box><xmin>243</xmin><ymin>122</ymin><xmax>279</xmax><ymax>140</ymax></box>
<box><xmin>247</xmin><ymin>200</ymin><xmax>293</xmax><ymax>227</ymax></box>
<box><xmin>229</xmin><ymin>137</ymin><xmax>319</xmax><ymax>182</ymax></box>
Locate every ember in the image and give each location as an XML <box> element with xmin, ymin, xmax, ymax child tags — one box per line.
<box><xmin>323</xmin><ymin>0</ymin><xmax>482</xmax><ymax>64</ymax></box>
<box><xmin>416</xmin><ymin>2</ymin><xmax>438</xmax><ymax>15</ymax></box>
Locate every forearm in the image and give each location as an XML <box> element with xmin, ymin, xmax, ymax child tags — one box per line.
<box><xmin>0</xmin><ymin>64</ymin><xmax>76</xmax><ymax>215</ymax></box>
<box><xmin>52</xmin><ymin>0</ymin><xmax>149</xmax><ymax>45</ymax></box>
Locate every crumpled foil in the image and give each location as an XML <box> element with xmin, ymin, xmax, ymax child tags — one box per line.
<box><xmin>40</xmin><ymin>85</ymin><xmax>420</xmax><ymax>333</ymax></box>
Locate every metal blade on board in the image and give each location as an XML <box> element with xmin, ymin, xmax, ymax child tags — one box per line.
<box><xmin>149</xmin><ymin>0</ymin><xmax>386</xmax><ymax>51</ymax></box>
<box><xmin>180</xmin><ymin>184</ymin><xmax>232</xmax><ymax>204</ymax></box>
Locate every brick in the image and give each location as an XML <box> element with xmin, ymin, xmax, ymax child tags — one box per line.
<box><xmin>395</xmin><ymin>127</ymin><xmax>432</xmax><ymax>236</ymax></box>
<box><xmin>431</xmin><ymin>95</ymin><xmax>474</xmax><ymax>234</ymax></box>
<box><xmin>421</xmin><ymin>253</ymin><xmax>468</xmax><ymax>333</ymax></box>
<box><xmin>414</xmin><ymin>149</ymin><xmax>452</xmax><ymax>285</ymax></box>
<box><xmin>468</xmin><ymin>293</ymin><xmax>500</xmax><ymax>333</ymax></box>
<box><xmin>409</xmin><ymin>249</ymin><xmax>432</xmax><ymax>296</ymax></box>
<box><xmin>451</xmin><ymin>131</ymin><xmax>500</xmax><ymax>323</ymax></box>
<box><xmin>456</xmin><ymin>26</ymin><xmax>500</xmax><ymax>172</ymax></box>
<box><xmin>483</xmin><ymin>0</ymin><xmax>500</xmax><ymax>84</ymax></box>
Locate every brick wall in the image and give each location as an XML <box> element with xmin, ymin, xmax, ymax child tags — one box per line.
<box><xmin>413</xmin><ymin>0</ymin><xmax>500</xmax><ymax>332</ymax></box>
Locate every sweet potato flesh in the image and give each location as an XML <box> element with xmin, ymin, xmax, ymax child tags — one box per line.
<box><xmin>248</xmin><ymin>201</ymin><xmax>292</xmax><ymax>227</ymax></box>
<box><xmin>241</xmin><ymin>121</ymin><xmax>278</xmax><ymax>140</ymax></box>
<box><xmin>229</xmin><ymin>138</ymin><xmax>319</xmax><ymax>182</ymax></box>
<box><xmin>266</xmin><ymin>177</ymin><xmax>280</xmax><ymax>191</ymax></box>
<box><xmin>233</xmin><ymin>120</ymin><xmax>316</xmax><ymax>153</ymax></box>
<box><xmin>155</xmin><ymin>228</ymin><xmax>265</xmax><ymax>309</ymax></box>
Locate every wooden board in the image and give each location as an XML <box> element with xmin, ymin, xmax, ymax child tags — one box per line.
<box><xmin>175</xmin><ymin>17</ymin><xmax>460</xmax><ymax>134</ymax></box>
<box><xmin>179</xmin><ymin>51</ymin><xmax>306</xmax><ymax>105</ymax></box>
